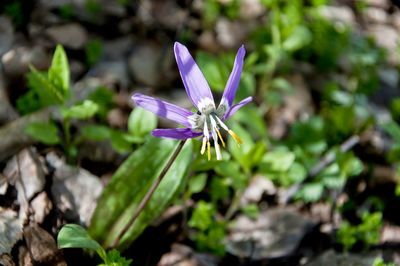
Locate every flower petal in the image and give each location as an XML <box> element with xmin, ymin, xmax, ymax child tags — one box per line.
<box><xmin>223</xmin><ymin>96</ymin><xmax>253</xmax><ymax>120</ymax></box>
<box><xmin>219</xmin><ymin>45</ymin><xmax>246</xmax><ymax>109</ymax></box>
<box><xmin>132</xmin><ymin>93</ymin><xmax>194</xmax><ymax>128</ymax></box>
<box><xmin>174</xmin><ymin>42</ymin><xmax>214</xmax><ymax>109</ymax></box>
<box><xmin>152</xmin><ymin>128</ymin><xmax>202</xmax><ymax>139</ymax></box>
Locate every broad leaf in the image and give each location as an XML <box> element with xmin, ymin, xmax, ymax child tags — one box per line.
<box><xmin>25</xmin><ymin>121</ymin><xmax>60</xmax><ymax>145</ymax></box>
<box><xmin>89</xmin><ymin>138</ymin><xmax>192</xmax><ymax>250</ymax></box>
<box><xmin>62</xmin><ymin>100</ymin><xmax>99</xmax><ymax>120</ymax></box>
<box><xmin>28</xmin><ymin>66</ymin><xmax>64</xmax><ymax>105</ymax></box>
<box><xmin>57</xmin><ymin>224</ymin><xmax>102</xmax><ymax>251</ymax></box>
<box><xmin>128</xmin><ymin>108</ymin><xmax>157</xmax><ymax>138</ymax></box>
<box><xmin>80</xmin><ymin>125</ymin><xmax>111</xmax><ymax>141</ymax></box>
<box><xmin>48</xmin><ymin>44</ymin><xmax>70</xmax><ymax>99</ymax></box>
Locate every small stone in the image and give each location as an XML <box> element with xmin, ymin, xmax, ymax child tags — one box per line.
<box><xmin>151</xmin><ymin>1</ymin><xmax>187</xmax><ymax>30</ymax></box>
<box><xmin>0</xmin><ymin>253</ymin><xmax>15</xmax><ymax>266</ymax></box>
<box><xmin>72</xmin><ymin>77</ymin><xmax>104</xmax><ymax>103</ymax></box>
<box><xmin>0</xmin><ymin>208</ymin><xmax>24</xmax><ymax>255</ymax></box>
<box><xmin>158</xmin><ymin>244</ymin><xmax>196</xmax><ymax>266</ymax></box>
<box><xmin>38</xmin><ymin>0</ymin><xmax>69</xmax><ymax>9</ymax></box>
<box><xmin>0</xmin><ymin>16</ymin><xmax>14</xmax><ymax>57</ymax></box>
<box><xmin>367</xmin><ymin>25</ymin><xmax>399</xmax><ymax>64</ymax></box>
<box><xmin>48</xmin><ymin>152</ymin><xmax>103</xmax><ymax>226</ymax></box>
<box><xmin>0</xmin><ymin>65</ymin><xmax>18</xmax><ymax>125</ymax></box>
<box><xmin>69</xmin><ymin>59</ymin><xmax>86</xmax><ymax>81</ymax></box>
<box><xmin>107</xmin><ymin>108</ymin><xmax>128</xmax><ymax>129</ymax></box>
<box><xmin>90</xmin><ymin>60</ymin><xmax>130</xmax><ymax>89</ymax></box>
<box><xmin>128</xmin><ymin>41</ymin><xmax>174</xmax><ymax>88</ymax></box>
<box><xmin>0</xmin><ymin>174</ymin><xmax>7</xmax><ymax>195</ymax></box>
<box><xmin>216</xmin><ymin>18</ymin><xmax>248</xmax><ymax>49</ymax></box>
<box><xmin>1</xmin><ymin>46</ymin><xmax>50</xmax><ymax>77</ymax></box>
<box><xmin>198</xmin><ymin>31</ymin><xmax>220</xmax><ymax>53</ymax></box>
<box><xmin>391</xmin><ymin>12</ymin><xmax>400</xmax><ymax>30</ymax></box>
<box><xmin>136</xmin><ymin>0</ymin><xmax>187</xmax><ymax>30</ymax></box>
<box><xmin>31</xmin><ymin>192</ymin><xmax>52</xmax><ymax>224</ymax></box>
<box><xmin>368</xmin><ymin>25</ymin><xmax>399</xmax><ymax>51</ymax></box>
<box><xmin>365</xmin><ymin>0</ymin><xmax>390</xmax><ymax>9</ymax></box>
<box><xmin>240</xmin><ymin>175</ymin><xmax>276</xmax><ymax>206</ymax></box>
<box><xmin>18</xmin><ymin>246</ymin><xmax>33</xmax><ymax>266</ymax></box>
<box><xmin>45</xmin><ymin>23</ymin><xmax>88</xmax><ymax>49</ymax></box>
<box><xmin>158</xmin><ymin>243</ymin><xmax>219</xmax><ymax>266</ymax></box>
<box><xmin>379</xmin><ymin>67</ymin><xmax>399</xmax><ymax>90</ymax></box>
<box><xmin>3</xmin><ymin>148</ymin><xmax>46</xmax><ymax>201</ymax></box>
<box><xmin>103</xmin><ymin>36</ymin><xmax>134</xmax><ymax>60</ymax></box>
<box><xmin>365</xmin><ymin>7</ymin><xmax>389</xmax><ymax>24</ymax></box>
<box><xmin>24</xmin><ymin>224</ymin><xmax>66</xmax><ymax>265</ymax></box>
<box><xmin>381</xmin><ymin>224</ymin><xmax>400</xmax><ymax>242</ymax></box>
<box><xmin>318</xmin><ymin>6</ymin><xmax>356</xmax><ymax>27</ymax></box>
<box><xmin>227</xmin><ymin>207</ymin><xmax>314</xmax><ymax>259</ymax></box>
<box><xmin>99</xmin><ymin>0</ymin><xmax>127</xmax><ymax>17</ymax></box>
<box><xmin>306</xmin><ymin>249</ymin><xmax>380</xmax><ymax>266</ymax></box>
<box><xmin>239</xmin><ymin>0</ymin><xmax>265</xmax><ymax>20</ymax></box>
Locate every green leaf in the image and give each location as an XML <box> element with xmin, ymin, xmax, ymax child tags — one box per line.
<box><xmin>57</xmin><ymin>224</ymin><xmax>102</xmax><ymax>251</ymax></box>
<box><xmin>88</xmin><ymin>86</ymin><xmax>114</xmax><ymax>118</ymax></box>
<box><xmin>283</xmin><ymin>25</ymin><xmax>312</xmax><ymax>52</ymax></box>
<box><xmin>189</xmin><ymin>201</ymin><xmax>214</xmax><ymax>231</ymax></box>
<box><xmin>189</xmin><ymin>173</ymin><xmax>208</xmax><ymax>194</ymax></box>
<box><xmin>195</xmin><ymin>51</ymin><xmax>233</xmax><ymax>92</ymax></box>
<box><xmin>101</xmin><ymin>249</ymin><xmax>132</xmax><ymax>266</ymax></box>
<box><xmin>128</xmin><ymin>108</ymin><xmax>157</xmax><ymax>138</ymax></box>
<box><xmin>109</xmin><ymin>130</ymin><xmax>133</xmax><ymax>153</ymax></box>
<box><xmin>228</xmin><ymin>123</ymin><xmax>255</xmax><ymax>171</ymax></box>
<box><xmin>48</xmin><ymin>44</ymin><xmax>70</xmax><ymax>98</ymax></box>
<box><xmin>25</xmin><ymin>121</ymin><xmax>60</xmax><ymax>145</ymax></box>
<box><xmin>382</xmin><ymin>121</ymin><xmax>400</xmax><ymax>144</ymax></box>
<box><xmin>80</xmin><ymin>125</ymin><xmax>111</xmax><ymax>141</ymax></box>
<box><xmin>85</xmin><ymin>39</ymin><xmax>103</xmax><ymax>66</ymax></box>
<box><xmin>262</xmin><ymin>150</ymin><xmax>295</xmax><ymax>172</ymax></box>
<box><xmin>287</xmin><ymin>162</ymin><xmax>307</xmax><ymax>183</ymax></box>
<box><xmin>89</xmin><ymin>138</ymin><xmax>192</xmax><ymax>250</ymax></box>
<box><xmin>62</xmin><ymin>100</ymin><xmax>99</xmax><ymax>120</ymax></box>
<box><xmin>210</xmin><ymin>177</ymin><xmax>230</xmax><ymax>202</ymax></box>
<box><xmin>16</xmin><ymin>90</ymin><xmax>42</xmax><ymax>115</ymax></box>
<box><xmin>241</xmin><ymin>204</ymin><xmax>259</xmax><ymax>219</ymax></box>
<box><xmin>297</xmin><ymin>183</ymin><xmax>324</xmax><ymax>202</ymax></box>
<box><xmin>28</xmin><ymin>66</ymin><xmax>64</xmax><ymax>105</ymax></box>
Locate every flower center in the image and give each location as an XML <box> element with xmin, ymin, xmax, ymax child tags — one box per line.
<box><xmin>188</xmin><ymin>98</ymin><xmax>242</xmax><ymax>161</ymax></box>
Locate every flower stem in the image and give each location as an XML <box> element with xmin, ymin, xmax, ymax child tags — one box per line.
<box><xmin>109</xmin><ymin>139</ymin><xmax>187</xmax><ymax>249</ymax></box>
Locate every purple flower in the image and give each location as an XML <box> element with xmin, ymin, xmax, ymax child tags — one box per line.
<box><xmin>132</xmin><ymin>42</ymin><xmax>252</xmax><ymax>160</ymax></box>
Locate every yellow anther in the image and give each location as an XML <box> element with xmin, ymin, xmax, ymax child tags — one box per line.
<box><xmin>228</xmin><ymin>130</ymin><xmax>243</xmax><ymax>146</ymax></box>
<box><xmin>216</xmin><ymin>128</ymin><xmax>226</xmax><ymax>147</ymax></box>
<box><xmin>201</xmin><ymin>137</ymin><xmax>207</xmax><ymax>155</ymax></box>
<box><xmin>207</xmin><ymin>141</ymin><xmax>211</xmax><ymax>161</ymax></box>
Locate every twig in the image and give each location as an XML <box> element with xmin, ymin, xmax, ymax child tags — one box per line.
<box><xmin>281</xmin><ymin>135</ymin><xmax>360</xmax><ymax>204</ymax></box>
<box><xmin>109</xmin><ymin>139</ymin><xmax>187</xmax><ymax>249</ymax></box>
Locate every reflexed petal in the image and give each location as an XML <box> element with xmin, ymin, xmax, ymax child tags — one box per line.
<box><xmin>152</xmin><ymin>128</ymin><xmax>202</xmax><ymax>139</ymax></box>
<box><xmin>174</xmin><ymin>42</ymin><xmax>214</xmax><ymax>109</ymax></box>
<box><xmin>132</xmin><ymin>93</ymin><xmax>194</xmax><ymax>128</ymax></box>
<box><xmin>223</xmin><ymin>96</ymin><xmax>253</xmax><ymax>120</ymax></box>
<box><xmin>219</xmin><ymin>45</ymin><xmax>246</xmax><ymax>109</ymax></box>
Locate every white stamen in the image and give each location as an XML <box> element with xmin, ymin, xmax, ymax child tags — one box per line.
<box><xmin>209</xmin><ymin>116</ymin><xmax>222</xmax><ymax>160</ymax></box>
<box><xmin>203</xmin><ymin>118</ymin><xmax>209</xmax><ymax>140</ymax></box>
<box><xmin>215</xmin><ymin>141</ymin><xmax>222</xmax><ymax>160</ymax></box>
<box><xmin>214</xmin><ymin>115</ymin><xmax>229</xmax><ymax>131</ymax></box>
<box><xmin>201</xmin><ymin>136</ymin><xmax>207</xmax><ymax>154</ymax></box>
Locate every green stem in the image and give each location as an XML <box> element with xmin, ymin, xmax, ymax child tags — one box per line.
<box><xmin>109</xmin><ymin>139</ymin><xmax>187</xmax><ymax>249</ymax></box>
